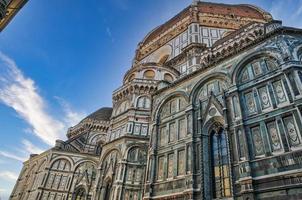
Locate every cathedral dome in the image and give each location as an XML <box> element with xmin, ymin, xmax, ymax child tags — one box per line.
<box><xmin>85</xmin><ymin>107</ymin><xmax>113</xmax><ymax>121</ymax></box>
<box><xmin>141</xmin><ymin>2</ymin><xmax>271</xmax><ymax>46</ymax></box>
<box><xmin>135</xmin><ymin>1</ymin><xmax>272</xmax><ymax>62</ymax></box>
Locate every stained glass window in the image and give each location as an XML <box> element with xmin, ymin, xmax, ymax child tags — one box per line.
<box><xmin>211</xmin><ymin>129</ymin><xmax>231</xmax><ymax>198</ymax></box>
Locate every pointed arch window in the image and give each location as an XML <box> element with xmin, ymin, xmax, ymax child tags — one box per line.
<box><xmin>211</xmin><ymin>128</ymin><xmax>231</xmax><ymax>198</ymax></box>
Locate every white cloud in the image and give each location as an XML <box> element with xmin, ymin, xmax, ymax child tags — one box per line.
<box><xmin>21</xmin><ymin>139</ymin><xmax>44</xmax><ymax>155</ymax></box>
<box><xmin>0</xmin><ymin>171</ymin><xmax>18</xmax><ymax>182</ymax></box>
<box><xmin>106</xmin><ymin>27</ymin><xmax>115</xmax><ymax>42</ymax></box>
<box><xmin>0</xmin><ymin>151</ymin><xmax>26</xmax><ymax>162</ymax></box>
<box><xmin>0</xmin><ymin>52</ymin><xmax>65</xmax><ymax>146</ymax></box>
<box><xmin>54</xmin><ymin>96</ymin><xmax>86</xmax><ymax>128</ymax></box>
<box><xmin>0</xmin><ymin>139</ymin><xmax>44</xmax><ymax>162</ymax></box>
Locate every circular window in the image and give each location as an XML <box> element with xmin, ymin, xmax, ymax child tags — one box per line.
<box><xmin>143</xmin><ymin>70</ymin><xmax>155</xmax><ymax>79</ymax></box>
<box><xmin>164</xmin><ymin>73</ymin><xmax>174</xmax><ymax>82</ymax></box>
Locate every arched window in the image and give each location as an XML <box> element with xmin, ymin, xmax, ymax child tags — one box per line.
<box><xmin>127</xmin><ymin>148</ymin><xmax>146</xmax><ymax>163</ymax></box>
<box><xmin>143</xmin><ymin>70</ymin><xmax>155</xmax><ymax>79</ymax></box>
<box><xmin>137</xmin><ymin>96</ymin><xmax>151</xmax><ymax>109</ymax></box>
<box><xmin>74</xmin><ymin>187</ymin><xmax>86</xmax><ymax>200</ymax></box>
<box><xmin>164</xmin><ymin>73</ymin><xmax>174</xmax><ymax>82</ymax></box>
<box><xmin>211</xmin><ymin>128</ymin><xmax>231</xmax><ymax>198</ymax></box>
<box><xmin>51</xmin><ymin>159</ymin><xmax>71</xmax><ymax>171</ymax></box>
<box><xmin>238</xmin><ymin>57</ymin><xmax>278</xmax><ymax>83</ymax></box>
<box><xmin>160</xmin><ymin>96</ymin><xmax>187</xmax><ymax>119</ymax></box>
<box><xmin>126</xmin><ymin>148</ymin><xmax>147</xmax><ymax>185</ymax></box>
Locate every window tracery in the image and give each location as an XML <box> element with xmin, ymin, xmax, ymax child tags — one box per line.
<box><xmin>51</xmin><ymin>159</ymin><xmax>71</xmax><ymax>171</ymax></box>
<box><xmin>46</xmin><ymin>159</ymin><xmax>71</xmax><ymax>190</ymax></box>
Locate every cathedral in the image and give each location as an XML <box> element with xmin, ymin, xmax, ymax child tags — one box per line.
<box><xmin>10</xmin><ymin>1</ymin><xmax>302</xmax><ymax>200</ymax></box>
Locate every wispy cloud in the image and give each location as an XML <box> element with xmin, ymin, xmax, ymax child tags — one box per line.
<box><xmin>0</xmin><ymin>151</ymin><xmax>26</xmax><ymax>162</ymax></box>
<box><xmin>55</xmin><ymin>96</ymin><xmax>86</xmax><ymax>128</ymax></box>
<box><xmin>0</xmin><ymin>171</ymin><xmax>18</xmax><ymax>182</ymax></box>
<box><xmin>0</xmin><ymin>52</ymin><xmax>87</xmax><ymax>166</ymax></box>
<box><xmin>0</xmin><ymin>139</ymin><xmax>44</xmax><ymax>162</ymax></box>
<box><xmin>0</xmin><ymin>52</ymin><xmax>65</xmax><ymax>146</ymax></box>
<box><xmin>106</xmin><ymin>27</ymin><xmax>115</xmax><ymax>42</ymax></box>
<box><xmin>21</xmin><ymin>139</ymin><xmax>44</xmax><ymax>155</ymax></box>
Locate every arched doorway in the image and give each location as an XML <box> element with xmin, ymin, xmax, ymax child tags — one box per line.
<box><xmin>210</xmin><ymin>127</ymin><xmax>231</xmax><ymax>199</ymax></box>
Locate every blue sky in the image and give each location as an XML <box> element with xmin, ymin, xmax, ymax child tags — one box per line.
<box><xmin>0</xmin><ymin>0</ymin><xmax>301</xmax><ymax>199</ymax></box>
